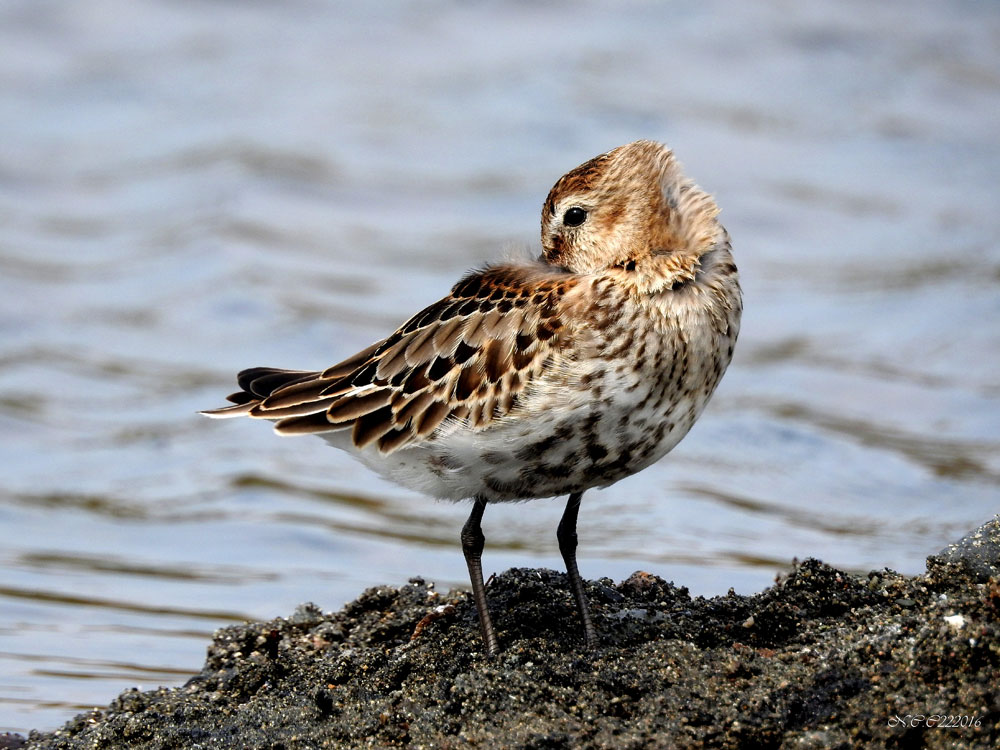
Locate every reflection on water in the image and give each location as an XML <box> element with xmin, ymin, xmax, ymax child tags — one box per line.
<box><xmin>2</xmin><ymin>0</ymin><xmax>999</xmax><ymax>736</ymax></box>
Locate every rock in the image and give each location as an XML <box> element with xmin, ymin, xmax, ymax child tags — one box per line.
<box><xmin>935</xmin><ymin>514</ymin><xmax>1000</xmax><ymax>581</ymax></box>
<box><xmin>18</xmin><ymin>519</ymin><xmax>1000</xmax><ymax>749</ymax></box>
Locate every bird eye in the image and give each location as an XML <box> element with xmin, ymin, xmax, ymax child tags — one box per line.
<box><xmin>562</xmin><ymin>206</ymin><xmax>587</xmax><ymax>227</ymax></box>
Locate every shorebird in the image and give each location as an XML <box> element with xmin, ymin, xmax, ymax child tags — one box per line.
<box><xmin>204</xmin><ymin>141</ymin><xmax>741</xmax><ymax>655</ymax></box>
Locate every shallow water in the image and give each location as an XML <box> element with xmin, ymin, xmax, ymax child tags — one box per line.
<box><xmin>1</xmin><ymin>0</ymin><xmax>998</xmax><ymax>735</ymax></box>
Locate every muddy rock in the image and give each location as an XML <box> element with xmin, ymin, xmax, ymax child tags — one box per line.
<box><xmin>21</xmin><ymin>517</ymin><xmax>1000</xmax><ymax>749</ymax></box>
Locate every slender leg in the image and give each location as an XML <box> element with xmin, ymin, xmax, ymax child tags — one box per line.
<box><xmin>461</xmin><ymin>496</ymin><xmax>499</xmax><ymax>655</ymax></box>
<box><xmin>557</xmin><ymin>491</ymin><xmax>597</xmax><ymax>647</ymax></box>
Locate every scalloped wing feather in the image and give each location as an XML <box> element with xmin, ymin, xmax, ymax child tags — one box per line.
<box><xmin>239</xmin><ymin>263</ymin><xmax>579</xmax><ymax>453</ymax></box>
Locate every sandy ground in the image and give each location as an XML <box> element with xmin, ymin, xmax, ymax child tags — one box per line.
<box><xmin>9</xmin><ymin>517</ymin><xmax>999</xmax><ymax>749</ymax></box>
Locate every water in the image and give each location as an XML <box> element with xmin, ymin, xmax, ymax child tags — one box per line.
<box><xmin>2</xmin><ymin>0</ymin><xmax>998</xmax><ymax>735</ymax></box>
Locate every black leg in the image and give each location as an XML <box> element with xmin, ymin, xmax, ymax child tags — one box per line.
<box><xmin>461</xmin><ymin>496</ymin><xmax>499</xmax><ymax>655</ymax></box>
<box><xmin>557</xmin><ymin>491</ymin><xmax>597</xmax><ymax>647</ymax></box>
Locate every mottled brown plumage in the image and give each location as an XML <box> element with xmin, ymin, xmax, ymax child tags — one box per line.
<box><xmin>207</xmin><ymin>264</ymin><xmax>581</xmax><ymax>452</ymax></box>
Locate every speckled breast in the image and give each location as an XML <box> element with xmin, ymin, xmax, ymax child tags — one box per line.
<box><xmin>424</xmin><ymin>280</ymin><xmax>739</xmax><ymax>502</ymax></box>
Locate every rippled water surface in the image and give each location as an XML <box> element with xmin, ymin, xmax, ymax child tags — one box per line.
<box><xmin>2</xmin><ymin>0</ymin><xmax>999</xmax><ymax>735</ymax></box>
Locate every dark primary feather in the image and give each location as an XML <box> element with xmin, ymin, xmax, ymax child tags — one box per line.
<box><xmin>238</xmin><ymin>368</ymin><xmax>314</xmax><ymax>398</ymax></box>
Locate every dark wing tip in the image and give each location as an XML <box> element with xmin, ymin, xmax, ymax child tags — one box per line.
<box><xmin>237</xmin><ymin>368</ymin><xmax>315</xmax><ymax>398</ymax></box>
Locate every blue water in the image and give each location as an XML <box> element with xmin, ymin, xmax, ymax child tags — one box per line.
<box><xmin>2</xmin><ymin>0</ymin><xmax>998</xmax><ymax>735</ymax></box>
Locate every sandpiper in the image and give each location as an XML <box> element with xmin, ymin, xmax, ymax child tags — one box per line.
<box><xmin>204</xmin><ymin>141</ymin><xmax>741</xmax><ymax>655</ymax></box>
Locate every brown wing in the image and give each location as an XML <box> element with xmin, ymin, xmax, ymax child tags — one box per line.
<box><xmin>242</xmin><ymin>263</ymin><xmax>578</xmax><ymax>453</ymax></box>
